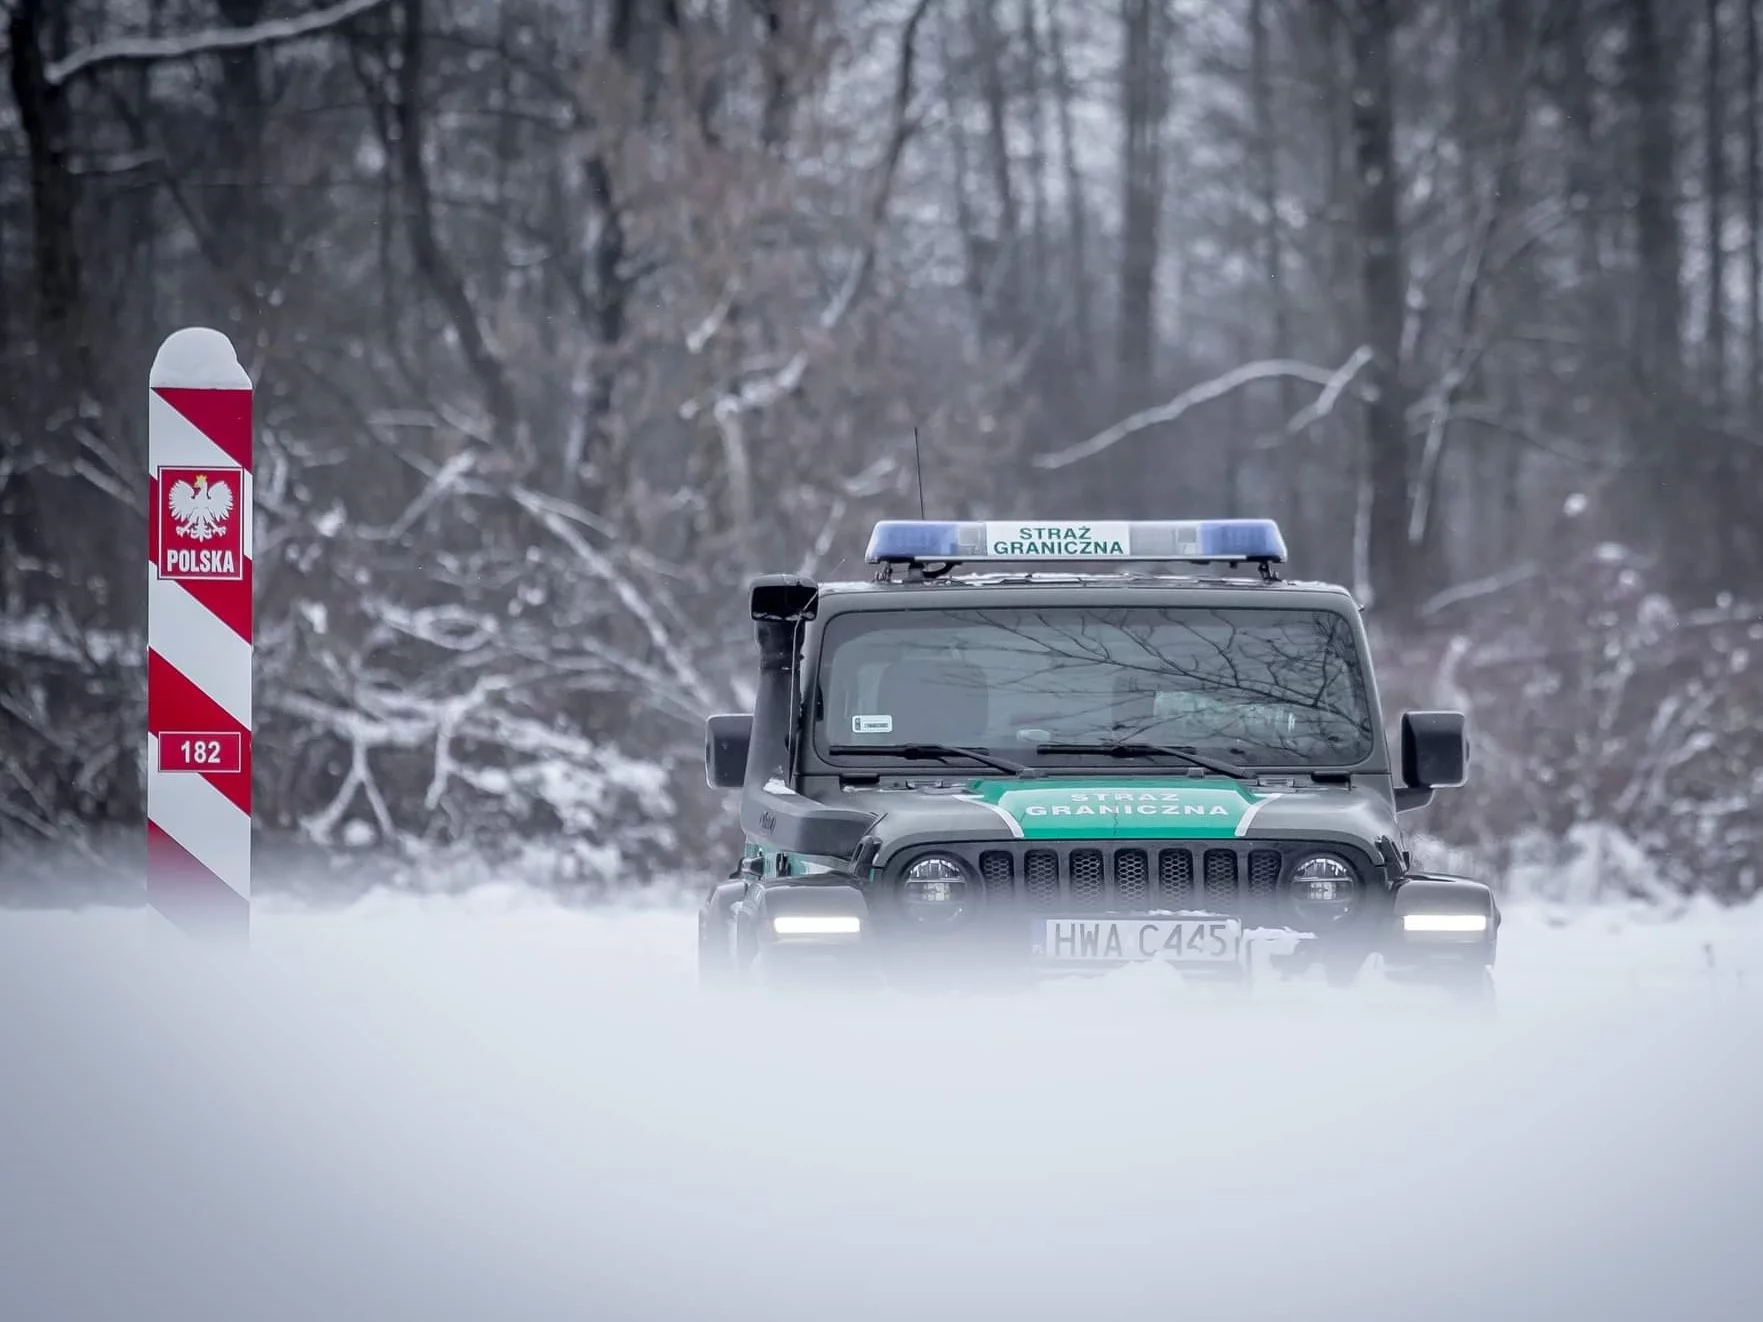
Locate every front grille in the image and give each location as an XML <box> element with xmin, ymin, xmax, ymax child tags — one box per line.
<box><xmin>957</xmin><ymin>842</ymin><xmax>1345</xmax><ymax>918</ymax></box>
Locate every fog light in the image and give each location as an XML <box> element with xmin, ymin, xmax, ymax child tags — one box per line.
<box><xmin>772</xmin><ymin>914</ymin><xmax>862</xmax><ymax>936</ymax></box>
<box><xmin>1403</xmin><ymin>913</ymin><xmax>1488</xmax><ymax>933</ymax></box>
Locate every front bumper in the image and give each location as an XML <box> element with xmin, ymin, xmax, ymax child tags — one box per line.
<box><xmin>755</xmin><ymin>900</ymin><xmax>1496</xmax><ymax>985</ymax></box>
<box><xmin>738</xmin><ymin>860</ymin><xmax>1499</xmax><ymax>987</ymax></box>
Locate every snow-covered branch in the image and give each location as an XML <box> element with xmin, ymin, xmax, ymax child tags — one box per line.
<box><xmin>508</xmin><ymin>490</ymin><xmax>721</xmax><ymax>716</ymax></box>
<box><xmin>685</xmin><ymin>283</ymin><xmax>740</xmax><ymax>355</ymax></box>
<box><xmin>1417</xmin><ymin>563</ymin><xmax>1541</xmax><ymax>619</ymax></box>
<box><xmin>1033</xmin><ymin>352</ymin><xmax>1374</xmax><ymax>470</ymax></box>
<box><xmin>1280</xmin><ymin>346</ymin><xmax>1374</xmax><ymax>438</ymax></box>
<box><xmin>46</xmin><ymin>0</ymin><xmax>390</xmax><ymax>87</ymax></box>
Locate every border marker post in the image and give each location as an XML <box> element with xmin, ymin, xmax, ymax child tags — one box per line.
<box><xmin>146</xmin><ymin>328</ymin><xmax>254</xmax><ymax>940</ymax></box>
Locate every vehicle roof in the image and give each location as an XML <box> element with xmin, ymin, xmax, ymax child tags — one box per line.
<box><xmin>812</xmin><ymin>571</ymin><xmax>1360</xmax><ymax>611</ymax></box>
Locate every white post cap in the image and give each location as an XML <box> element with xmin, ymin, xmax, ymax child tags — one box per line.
<box><xmin>149</xmin><ymin>327</ymin><xmax>252</xmax><ymax>389</ymax></box>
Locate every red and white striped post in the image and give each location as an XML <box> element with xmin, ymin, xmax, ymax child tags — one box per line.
<box><xmin>146</xmin><ymin>328</ymin><xmax>253</xmax><ymax>940</ymax></box>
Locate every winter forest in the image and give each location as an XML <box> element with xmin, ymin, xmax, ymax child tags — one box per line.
<box><xmin>2</xmin><ymin>0</ymin><xmax>1760</xmax><ymax>903</ymax></box>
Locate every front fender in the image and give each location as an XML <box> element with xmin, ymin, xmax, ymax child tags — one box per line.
<box><xmin>700</xmin><ymin>879</ymin><xmax>747</xmax><ymax>939</ymax></box>
<box><xmin>741</xmin><ymin>877</ymin><xmax>872</xmax><ymax>940</ymax></box>
<box><xmin>1387</xmin><ymin>872</ymin><xmax>1499</xmax><ymax>963</ymax></box>
<box><xmin>735</xmin><ymin>878</ymin><xmax>878</xmax><ymax>984</ymax></box>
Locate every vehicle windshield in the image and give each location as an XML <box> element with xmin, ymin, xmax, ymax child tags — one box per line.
<box><xmin>814</xmin><ymin>605</ymin><xmax>1375</xmax><ymax>768</ymax></box>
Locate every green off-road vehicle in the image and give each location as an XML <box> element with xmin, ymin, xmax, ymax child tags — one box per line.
<box><xmin>699</xmin><ymin>518</ymin><xmax>1499</xmax><ymax>999</ymax></box>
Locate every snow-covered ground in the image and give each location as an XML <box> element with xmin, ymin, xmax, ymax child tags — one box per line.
<box><xmin>1</xmin><ymin>890</ymin><xmax>1760</xmax><ymax>1321</ymax></box>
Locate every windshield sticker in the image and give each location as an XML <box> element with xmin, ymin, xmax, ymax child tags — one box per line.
<box><xmin>852</xmin><ymin>714</ymin><xmax>894</xmax><ymax>734</ymax></box>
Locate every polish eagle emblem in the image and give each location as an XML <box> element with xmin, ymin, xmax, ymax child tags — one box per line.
<box><xmin>166</xmin><ymin>472</ymin><xmax>234</xmax><ymax>541</ymax></box>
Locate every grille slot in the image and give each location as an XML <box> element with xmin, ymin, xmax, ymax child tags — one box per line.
<box><xmin>1115</xmin><ymin>849</ymin><xmax>1149</xmax><ymax>906</ymax></box>
<box><xmin>1024</xmin><ymin>850</ymin><xmax>1060</xmax><ymax>909</ymax></box>
<box><xmin>1203</xmin><ymin>849</ymin><xmax>1238</xmax><ymax>907</ymax></box>
<box><xmin>1157</xmin><ymin>849</ymin><xmax>1195</xmax><ymax>906</ymax></box>
<box><xmin>980</xmin><ymin>850</ymin><xmax>1015</xmax><ymax>902</ymax></box>
<box><xmin>1069</xmin><ymin>849</ymin><xmax>1105</xmax><ymax>909</ymax></box>
<box><xmin>1248</xmin><ymin>849</ymin><xmax>1282</xmax><ymax>904</ymax></box>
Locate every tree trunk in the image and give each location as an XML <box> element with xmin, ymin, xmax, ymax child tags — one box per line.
<box><xmin>972</xmin><ymin>0</ymin><xmax>1021</xmax><ymax>337</ymax></box>
<box><xmin>1559</xmin><ymin>0</ymin><xmax>1607</xmax><ymax>304</ymax></box>
<box><xmin>1117</xmin><ymin>0</ymin><xmax>1167</xmax><ymax>400</ymax></box>
<box><xmin>4</xmin><ymin>0</ymin><xmax>82</xmax><ymax>614</ymax></box>
<box><xmin>215</xmin><ymin>0</ymin><xmax>269</xmax><ymax>332</ymax></box>
<box><xmin>1046</xmin><ymin>0</ymin><xmax>1094</xmax><ymax>374</ymax></box>
<box><xmin>1706</xmin><ymin>0</ymin><xmax>1729</xmax><ymax>406</ymax></box>
<box><xmin>1306</xmin><ymin>0</ymin><xmax>1363</xmax><ymax>588</ymax></box>
<box><xmin>754</xmin><ymin>0</ymin><xmax>794</xmax><ymax>151</ymax></box>
<box><xmin>1019</xmin><ymin>0</ymin><xmax>1052</xmax><ymax>312</ymax></box>
<box><xmin>610</xmin><ymin>0</ymin><xmax>681</xmax><ymax>124</ymax></box>
<box><xmin>1746</xmin><ymin>0</ymin><xmax>1761</xmax><ymax>421</ymax></box>
<box><xmin>573</xmin><ymin>0</ymin><xmax>682</xmax><ymax>505</ymax></box>
<box><xmin>6</xmin><ymin>0</ymin><xmax>81</xmax><ymax>365</ymax></box>
<box><xmin>940</xmin><ymin>8</ymin><xmax>988</xmax><ymax>316</ymax></box>
<box><xmin>1627</xmin><ymin>0</ymin><xmax>1685</xmax><ymax>395</ymax></box>
<box><xmin>393</xmin><ymin>0</ymin><xmax>520</xmax><ymax>450</ymax></box>
<box><xmin>1249</xmin><ymin>0</ymin><xmax>1296</xmax><ymax>519</ymax></box>
<box><xmin>1345</xmin><ymin>0</ymin><xmax>1416</xmax><ymax>622</ymax></box>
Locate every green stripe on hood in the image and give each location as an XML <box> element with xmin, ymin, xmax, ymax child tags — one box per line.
<box><xmin>966</xmin><ymin>777</ymin><xmax>1276</xmax><ymax>839</ymax></box>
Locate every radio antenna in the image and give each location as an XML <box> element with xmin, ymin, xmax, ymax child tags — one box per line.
<box><xmin>911</xmin><ymin>426</ymin><xmax>927</xmax><ymax>519</ymax></box>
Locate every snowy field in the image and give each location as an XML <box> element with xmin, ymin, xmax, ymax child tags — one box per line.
<box><xmin>1</xmin><ymin>889</ymin><xmax>1760</xmax><ymax>1321</ymax></box>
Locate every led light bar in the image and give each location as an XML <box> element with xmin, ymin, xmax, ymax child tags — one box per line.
<box><xmin>772</xmin><ymin>914</ymin><xmax>863</xmax><ymax>936</ymax></box>
<box><xmin>864</xmin><ymin>519</ymin><xmax>1287</xmax><ymax>566</ymax></box>
<box><xmin>1402</xmin><ymin>913</ymin><xmax>1489</xmax><ymax>934</ymax></box>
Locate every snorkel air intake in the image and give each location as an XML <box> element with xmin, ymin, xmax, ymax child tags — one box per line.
<box><xmin>737</xmin><ymin>575</ymin><xmax>879</xmax><ymax>861</ymax></box>
<box><xmin>745</xmin><ymin>574</ymin><xmax>819</xmax><ymax>789</ymax></box>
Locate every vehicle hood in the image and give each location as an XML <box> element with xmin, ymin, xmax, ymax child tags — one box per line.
<box><xmin>835</xmin><ymin>776</ymin><xmax>1400</xmax><ymax>858</ymax></box>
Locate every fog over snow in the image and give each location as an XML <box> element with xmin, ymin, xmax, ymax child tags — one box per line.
<box><xmin>1</xmin><ymin>889</ymin><xmax>1759</xmax><ymax>1321</ymax></box>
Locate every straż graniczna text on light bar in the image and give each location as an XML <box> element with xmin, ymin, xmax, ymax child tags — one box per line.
<box><xmin>863</xmin><ymin>519</ymin><xmax>1288</xmax><ymax>565</ymax></box>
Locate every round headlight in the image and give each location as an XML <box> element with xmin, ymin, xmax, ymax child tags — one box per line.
<box><xmin>902</xmin><ymin>855</ymin><xmax>973</xmax><ymax>926</ymax></box>
<box><xmin>1288</xmin><ymin>853</ymin><xmax>1359</xmax><ymax>924</ymax></box>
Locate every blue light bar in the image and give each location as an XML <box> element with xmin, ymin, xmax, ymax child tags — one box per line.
<box><xmin>864</xmin><ymin>519</ymin><xmax>1288</xmax><ymax>565</ymax></box>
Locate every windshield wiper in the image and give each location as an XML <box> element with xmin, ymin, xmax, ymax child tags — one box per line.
<box><xmin>829</xmin><ymin>743</ymin><xmax>1041</xmax><ymax>778</ymax></box>
<box><xmin>1035</xmin><ymin>741</ymin><xmax>1252</xmax><ymax>781</ymax></box>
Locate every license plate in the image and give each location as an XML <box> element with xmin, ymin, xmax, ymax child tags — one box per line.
<box><xmin>1036</xmin><ymin>917</ymin><xmax>1242</xmax><ymax>963</ymax></box>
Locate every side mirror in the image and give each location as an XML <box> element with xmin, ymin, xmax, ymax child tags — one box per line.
<box><xmin>1396</xmin><ymin>711</ymin><xmax>1468</xmax><ymax>811</ymax></box>
<box><xmin>705</xmin><ymin>713</ymin><xmax>754</xmax><ymax>790</ymax></box>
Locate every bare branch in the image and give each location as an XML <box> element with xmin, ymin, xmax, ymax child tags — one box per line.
<box><xmin>796</xmin><ymin>496</ymin><xmax>849</xmax><ymax>578</ymax></box>
<box><xmin>685</xmin><ymin>283</ymin><xmax>740</xmax><ymax>354</ymax></box>
<box><xmin>508</xmin><ymin>489</ymin><xmax>720</xmax><ymax>715</ymax></box>
<box><xmin>1281</xmin><ymin>345</ymin><xmax>1374</xmax><ymax>437</ymax></box>
<box><xmin>1033</xmin><ymin>351</ymin><xmax>1374</xmax><ymax>470</ymax></box>
<box><xmin>46</xmin><ymin>0</ymin><xmax>390</xmax><ymax>86</ymax></box>
<box><xmin>1417</xmin><ymin>564</ymin><xmax>1542</xmax><ymax>619</ymax></box>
